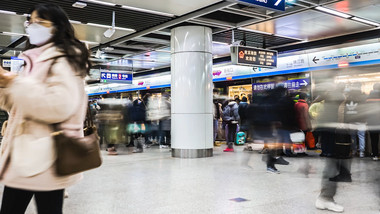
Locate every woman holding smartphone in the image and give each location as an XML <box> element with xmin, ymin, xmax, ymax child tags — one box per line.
<box><xmin>0</xmin><ymin>3</ymin><xmax>90</xmax><ymax>213</ymax></box>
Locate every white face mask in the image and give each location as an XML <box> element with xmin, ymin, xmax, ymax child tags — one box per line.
<box><xmin>25</xmin><ymin>23</ymin><xmax>53</xmax><ymax>46</ymax></box>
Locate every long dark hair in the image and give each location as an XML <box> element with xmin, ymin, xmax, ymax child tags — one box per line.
<box><xmin>26</xmin><ymin>3</ymin><xmax>91</xmax><ymax>77</ymax></box>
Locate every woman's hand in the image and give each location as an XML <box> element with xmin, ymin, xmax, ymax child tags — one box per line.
<box><xmin>0</xmin><ymin>68</ymin><xmax>17</xmax><ymax>88</ymax></box>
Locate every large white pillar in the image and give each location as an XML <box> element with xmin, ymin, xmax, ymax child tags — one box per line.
<box><xmin>171</xmin><ymin>26</ymin><xmax>213</xmax><ymax>158</ymax></box>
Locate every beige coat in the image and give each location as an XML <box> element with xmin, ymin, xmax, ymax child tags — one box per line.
<box><xmin>0</xmin><ymin>44</ymin><xmax>88</xmax><ymax>191</ymax></box>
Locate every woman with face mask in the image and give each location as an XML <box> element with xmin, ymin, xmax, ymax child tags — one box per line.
<box><xmin>0</xmin><ymin>3</ymin><xmax>90</xmax><ymax>213</ymax></box>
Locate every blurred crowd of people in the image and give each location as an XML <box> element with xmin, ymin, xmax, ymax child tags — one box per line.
<box><xmin>89</xmin><ymin>93</ymin><xmax>171</xmax><ymax>155</ymax></box>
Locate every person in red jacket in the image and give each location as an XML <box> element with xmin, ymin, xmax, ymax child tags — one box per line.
<box><xmin>295</xmin><ymin>93</ymin><xmax>312</xmax><ymax>134</ymax></box>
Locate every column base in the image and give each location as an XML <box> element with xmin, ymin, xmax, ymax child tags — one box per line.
<box><xmin>171</xmin><ymin>148</ymin><xmax>213</xmax><ymax>158</ymax></box>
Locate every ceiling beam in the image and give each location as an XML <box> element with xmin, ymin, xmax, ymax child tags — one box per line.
<box><xmin>91</xmin><ymin>1</ymin><xmax>236</xmax><ymax>51</ymax></box>
<box><xmin>0</xmin><ymin>36</ymin><xmax>28</xmax><ymax>55</ymax></box>
<box><xmin>274</xmin><ymin>28</ymin><xmax>380</xmax><ymax>53</ymax></box>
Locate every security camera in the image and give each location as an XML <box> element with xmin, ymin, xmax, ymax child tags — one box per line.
<box><xmin>231</xmin><ymin>40</ymin><xmax>245</xmax><ymax>46</ymax></box>
<box><xmin>103</xmin><ymin>28</ymin><xmax>115</xmax><ymax>38</ymax></box>
<box><xmin>103</xmin><ymin>11</ymin><xmax>115</xmax><ymax>38</ymax></box>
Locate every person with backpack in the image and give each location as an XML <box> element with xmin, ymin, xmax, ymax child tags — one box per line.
<box><xmin>222</xmin><ymin>100</ymin><xmax>240</xmax><ymax>152</ymax></box>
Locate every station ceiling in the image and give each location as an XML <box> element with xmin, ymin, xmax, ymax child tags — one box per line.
<box><xmin>0</xmin><ymin>0</ymin><xmax>380</xmax><ymax>76</ymax></box>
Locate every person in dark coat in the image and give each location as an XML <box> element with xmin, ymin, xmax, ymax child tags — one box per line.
<box><xmin>129</xmin><ymin>96</ymin><xmax>148</xmax><ymax>153</ymax></box>
<box><xmin>365</xmin><ymin>83</ymin><xmax>380</xmax><ymax>160</ymax></box>
<box><xmin>222</xmin><ymin>100</ymin><xmax>240</xmax><ymax>152</ymax></box>
<box><xmin>238</xmin><ymin>96</ymin><xmax>249</xmax><ymax>132</ymax></box>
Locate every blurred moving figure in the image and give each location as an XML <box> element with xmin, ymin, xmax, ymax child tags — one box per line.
<box><xmin>344</xmin><ymin>83</ymin><xmax>366</xmax><ymax>158</ymax></box>
<box><xmin>366</xmin><ymin>83</ymin><xmax>380</xmax><ymax>161</ymax></box>
<box><xmin>128</xmin><ymin>95</ymin><xmax>149</xmax><ymax>153</ymax></box>
<box><xmin>276</xmin><ymin>88</ymin><xmax>298</xmax><ymax>157</ymax></box>
<box><xmin>294</xmin><ymin>92</ymin><xmax>312</xmax><ymax>153</ymax></box>
<box><xmin>315</xmin><ymin>82</ymin><xmax>349</xmax><ymax>213</ymax></box>
<box><xmin>247</xmin><ymin>83</ymin><xmax>292</xmax><ymax>173</ymax></box>
<box><xmin>0</xmin><ymin>3</ymin><xmax>90</xmax><ymax>213</ymax></box>
<box><xmin>309</xmin><ymin>95</ymin><xmax>325</xmax><ymax>149</ymax></box>
<box><xmin>239</xmin><ymin>97</ymin><xmax>250</xmax><ymax>150</ymax></box>
<box><xmin>146</xmin><ymin>95</ymin><xmax>161</xmax><ymax>146</ymax></box>
<box><xmin>159</xmin><ymin>93</ymin><xmax>171</xmax><ymax>148</ymax></box>
<box><xmin>222</xmin><ymin>100</ymin><xmax>240</xmax><ymax>152</ymax></box>
<box><xmin>96</xmin><ymin>99</ymin><xmax>130</xmax><ymax>155</ymax></box>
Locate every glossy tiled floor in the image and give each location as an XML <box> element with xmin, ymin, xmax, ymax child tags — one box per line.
<box><xmin>3</xmin><ymin>143</ymin><xmax>380</xmax><ymax>214</ymax></box>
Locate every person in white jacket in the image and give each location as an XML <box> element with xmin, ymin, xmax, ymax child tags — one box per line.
<box><xmin>0</xmin><ymin>3</ymin><xmax>90</xmax><ymax>213</ymax></box>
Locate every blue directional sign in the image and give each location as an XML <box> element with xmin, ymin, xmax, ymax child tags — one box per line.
<box><xmin>238</xmin><ymin>0</ymin><xmax>285</xmax><ymax>11</ymax></box>
<box><xmin>252</xmin><ymin>78</ymin><xmax>309</xmax><ymax>92</ymax></box>
<box><xmin>100</xmin><ymin>71</ymin><xmax>133</xmax><ymax>84</ymax></box>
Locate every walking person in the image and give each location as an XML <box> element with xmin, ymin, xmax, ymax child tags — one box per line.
<box><xmin>159</xmin><ymin>93</ymin><xmax>171</xmax><ymax>148</ymax></box>
<box><xmin>222</xmin><ymin>100</ymin><xmax>240</xmax><ymax>152</ymax></box>
<box><xmin>128</xmin><ymin>95</ymin><xmax>149</xmax><ymax>153</ymax></box>
<box><xmin>0</xmin><ymin>3</ymin><xmax>90</xmax><ymax>213</ymax></box>
<box><xmin>315</xmin><ymin>82</ymin><xmax>348</xmax><ymax>212</ymax></box>
<box><xmin>344</xmin><ymin>84</ymin><xmax>366</xmax><ymax>157</ymax></box>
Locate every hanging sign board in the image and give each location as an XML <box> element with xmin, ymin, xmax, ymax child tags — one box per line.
<box><xmin>238</xmin><ymin>0</ymin><xmax>285</xmax><ymax>11</ymax></box>
<box><xmin>231</xmin><ymin>46</ymin><xmax>278</xmax><ymax>68</ymax></box>
<box><xmin>100</xmin><ymin>70</ymin><xmax>133</xmax><ymax>84</ymax></box>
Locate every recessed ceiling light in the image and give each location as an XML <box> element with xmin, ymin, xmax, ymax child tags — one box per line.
<box><xmin>72</xmin><ymin>2</ymin><xmax>87</xmax><ymax>8</ymax></box>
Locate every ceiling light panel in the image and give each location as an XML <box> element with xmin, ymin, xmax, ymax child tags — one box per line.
<box><xmin>315</xmin><ymin>6</ymin><xmax>352</xmax><ymax>19</ymax></box>
<box><xmin>72</xmin><ymin>2</ymin><xmax>87</xmax><ymax>8</ymax></box>
<box><xmin>351</xmin><ymin>17</ymin><xmax>380</xmax><ymax>27</ymax></box>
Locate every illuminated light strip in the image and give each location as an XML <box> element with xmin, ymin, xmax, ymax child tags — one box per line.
<box><xmin>1</xmin><ymin>31</ymin><xmax>28</xmax><ymax>36</ymax></box>
<box><xmin>82</xmin><ymin>0</ymin><xmax>116</xmax><ymax>7</ymax></box>
<box><xmin>213</xmin><ymin>41</ymin><xmax>230</xmax><ymax>45</ymax></box>
<box><xmin>121</xmin><ymin>5</ymin><xmax>174</xmax><ymax>17</ymax></box>
<box><xmin>351</xmin><ymin>17</ymin><xmax>380</xmax><ymax>27</ymax></box>
<box><xmin>87</xmin><ymin>23</ymin><xmax>135</xmax><ymax>32</ymax></box>
<box><xmin>0</xmin><ymin>10</ymin><xmax>17</xmax><ymax>15</ymax></box>
<box><xmin>315</xmin><ymin>6</ymin><xmax>352</xmax><ymax>19</ymax></box>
